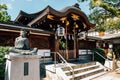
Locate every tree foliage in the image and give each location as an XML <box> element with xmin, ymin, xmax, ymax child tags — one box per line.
<box><xmin>0</xmin><ymin>46</ymin><xmax>9</xmax><ymax>79</ymax></box>
<box><xmin>90</xmin><ymin>0</ymin><xmax>120</xmax><ymax>16</ymax></box>
<box><xmin>59</xmin><ymin>39</ymin><xmax>66</xmax><ymax>50</ymax></box>
<box><xmin>0</xmin><ymin>4</ymin><xmax>11</xmax><ymax>22</ymax></box>
<box><xmin>104</xmin><ymin>17</ymin><xmax>120</xmax><ymax>31</ymax></box>
<box><xmin>78</xmin><ymin>0</ymin><xmax>120</xmax><ymax>32</ymax></box>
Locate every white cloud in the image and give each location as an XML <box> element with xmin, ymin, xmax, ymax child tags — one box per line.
<box><xmin>6</xmin><ymin>3</ymin><xmax>13</xmax><ymax>10</ymax></box>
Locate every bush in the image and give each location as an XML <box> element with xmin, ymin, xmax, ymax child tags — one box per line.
<box><xmin>0</xmin><ymin>46</ymin><xmax>9</xmax><ymax>80</ymax></box>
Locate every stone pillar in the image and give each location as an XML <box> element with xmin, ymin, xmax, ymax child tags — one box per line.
<box><xmin>5</xmin><ymin>54</ymin><xmax>41</xmax><ymax>80</ymax></box>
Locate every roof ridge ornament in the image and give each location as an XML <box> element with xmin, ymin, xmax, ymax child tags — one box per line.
<box><xmin>73</xmin><ymin>3</ymin><xmax>81</xmax><ymax>9</ymax></box>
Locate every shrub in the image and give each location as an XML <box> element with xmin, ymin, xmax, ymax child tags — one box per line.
<box><xmin>0</xmin><ymin>46</ymin><xmax>9</xmax><ymax>80</ymax></box>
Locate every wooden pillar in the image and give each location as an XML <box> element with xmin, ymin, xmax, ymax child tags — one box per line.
<box><xmin>51</xmin><ymin>35</ymin><xmax>59</xmax><ymax>61</ymax></box>
<box><xmin>73</xmin><ymin>26</ymin><xmax>76</xmax><ymax>59</ymax></box>
<box><xmin>76</xmin><ymin>37</ymin><xmax>79</xmax><ymax>58</ymax></box>
<box><xmin>54</xmin><ymin>35</ymin><xmax>59</xmax><ymax>52</ymax></box>
<box><xmin>65</xmin><ymin>26</ymin><xmax>68</xmax><ymax>60</ymax></box>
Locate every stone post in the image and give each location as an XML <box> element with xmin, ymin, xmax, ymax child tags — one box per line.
<box><xmin>5</xmin><ymin>54</ymin><xmax>41</xmax><ymax>80</ymax></box>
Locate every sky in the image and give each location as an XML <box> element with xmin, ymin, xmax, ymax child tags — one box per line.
<box><xmin>0</xmin><ymin>0</ymin><xmax>90</xmax><ymax>21</ymax></box>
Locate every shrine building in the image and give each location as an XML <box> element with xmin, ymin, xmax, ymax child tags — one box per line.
<box><xmin>0</xmin><ymin>4</ymin><xmax>95</xmax><ymax>60</ymax></box>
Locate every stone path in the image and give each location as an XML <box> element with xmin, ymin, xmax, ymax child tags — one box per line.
<box><xmin>92</xmin><ymin>70</ymin><xmax>120</xmax><ymax>80</ymax></box>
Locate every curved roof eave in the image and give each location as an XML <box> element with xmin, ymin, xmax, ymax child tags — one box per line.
<box><xmin>14</xmin><ymin>10</ymin><xmax>26</xmax><ymax>22</ymax></box>
<box><xmin>14</xmin><ymin>7</ymin><xmax>47</xmax><ymax>22</ymax></box>
<box><xmin>28</xmin><ymin>5</ymin><xmax>95</xmax><ymax>28</ymax></box>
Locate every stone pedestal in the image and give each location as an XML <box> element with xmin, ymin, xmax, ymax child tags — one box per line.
<box><xmin>104</xmin><ymin>59</ymin><xmax>118</xmax><ymax>71</ymax></box>
<box><xmin>5</xmin><ymin>54</ymin><xmax>41</xmax><ymax>80</ymax></box>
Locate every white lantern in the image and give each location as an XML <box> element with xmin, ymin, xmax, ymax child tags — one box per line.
<box><xmin>78</xmin><ymin>32</ymin><xmax>86</xmax><ymax>39</ymax></box>
<box><xmin>57</xmin><ymin>26</ymin><xmax>65</xmax><ymax>36</ymax></box>
<box><xmin>109</xmin><ymin>44</ymin><xmax>113</xmax><ymax>49</ymax></box>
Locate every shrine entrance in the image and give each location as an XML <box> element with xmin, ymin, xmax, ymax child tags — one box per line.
<box><xmin>53</xmin><ymin>13</ymin><xmax>94</xmax><ymax>60</ymax></box>
<box><xmin>58</xmin><ymin>35</ymin><xmax>75</xmax><ymax>59</ymax></box>
<box><xmin>56</xmin><ymin>22</ymin><xmax>80</xmax><ymax>60</ymax></box>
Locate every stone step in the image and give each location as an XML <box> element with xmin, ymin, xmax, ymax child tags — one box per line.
<box><xmin>40</xmin><ymin>57</ymin><xmax>53</xmax><ymax>64</ymax></box>
<box><xmin>81</xmin><ymin>72</ymin><xmax>106</xmax><ymax>80</ymax></box>
<box><xmin>41</xmin><ymin>57</ymin><xmax>53</xmax><ymax>61</ymax></box>
<box><xmin>68</xmin><ymin>68</ymin><xmax>104</xmax><ymax>80</ymax></box>
<box><xmin>65</xmin><ymin>65</ymin><xmax>99</xmax><ymax>76</ymax></box>
<box><xmin>62</xmin><ymin>62</ymin><xmax>96</xmax><ymax>71</ymax></box>
<box><xmin>40</xmin><ymin>57</ymin><xmax>53</xmax><ymax>62</ymax></box>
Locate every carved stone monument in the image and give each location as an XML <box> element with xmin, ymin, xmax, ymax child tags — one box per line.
<box><xmin>5</xmin><ymin>29</ymin><xmax>40</xmax><ymax>80</ymax></box>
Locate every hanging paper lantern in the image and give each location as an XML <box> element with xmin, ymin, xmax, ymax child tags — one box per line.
<box><xmin>109</xmin><ymin>43</ymin><xmax>113</xmax><ymax>49</ymax></box>
<box><xmin>78</xmin><ymin>32</ymin><xmax>86</xmax><ymax>39</ymax></box>
<box><xmin>57</xmin><ymin>26</ymin><xmax>65</xmax><ymax>36</ymax></box>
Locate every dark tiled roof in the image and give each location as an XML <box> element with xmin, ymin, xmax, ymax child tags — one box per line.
<box><xmin>14</xmin><ymin>4</ymin><xmax>95</xmax><ymax>28</ymax></box>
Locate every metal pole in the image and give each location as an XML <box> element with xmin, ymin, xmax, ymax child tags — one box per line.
<box><xmin>44</xmin><ymin>52</ymin><xmax>45</xmax><ymax>63</ymax></box>
<box><xmin>54</xmin><ymin>52</ymin><xmax>56</xmax><ymax>73</ymax></box>
<box><xmin>93</xmin><ymin>52</ymin><xmax>94</xmax><ymax>61</ymax></box>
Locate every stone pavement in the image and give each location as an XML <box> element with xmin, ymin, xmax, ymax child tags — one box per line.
<box><xmin>92</xmin><ymin>69</ymin><xmax>120</xmax><ymax>80</ymax></box>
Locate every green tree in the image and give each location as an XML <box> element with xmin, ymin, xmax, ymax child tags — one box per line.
<box><xmin>90</xmin><ymin>0</ymin><xmax>120</xmax><ymax>16</ymax></box>
<box><xmin>0</xmin><ymin>4</ymin><xmax>11</xmax><ymax>22</ymax></box>
<box><xmin>78</xmin><ymin>0</ymin><xmax>120</xmax><ymax>32</ymax></box>
<box><xmin>0</xmin><ymin>46</ymin><xmax>9</xmax><ymax>80</ymax></box>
